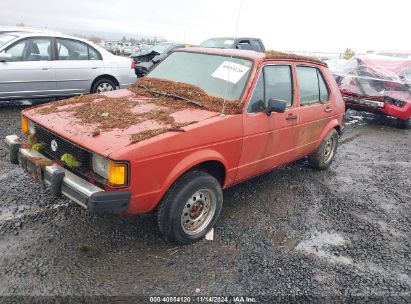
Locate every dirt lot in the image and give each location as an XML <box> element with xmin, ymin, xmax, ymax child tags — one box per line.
<box><xmin>0</xmin><ymin>105</ymin><xmax>410</xmax><ymax>298</ymax></box>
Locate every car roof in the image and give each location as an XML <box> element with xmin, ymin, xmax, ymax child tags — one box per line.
<box><xmin>177</xmin><ymin>47</ymin><xmax>327</xmax><ymax>66</ymax></box>
<box><xmin>1</xmin><ymin>31</ymin><xmax>98</xmax><ymax>44</ymax></box>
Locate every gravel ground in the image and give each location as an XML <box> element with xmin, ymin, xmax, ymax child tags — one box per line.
<box><xmin>0</xmin><ymin>104</ymin><xmax>410</xmax><ymax>299</ymax></box>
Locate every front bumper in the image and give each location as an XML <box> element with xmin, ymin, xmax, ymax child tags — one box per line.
<box><xmin>344</xmin><ymin>97</ymin><xmax>411</xmax><ymax>121</ymax></box>
<box><xmin>4</xmin><ymin>135</ymin><xmax>131</xmax><ymax>214</ymax></box>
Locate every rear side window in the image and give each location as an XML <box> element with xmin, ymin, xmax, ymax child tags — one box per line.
<box><xmin>56</xmin><ymin>38</ymin><xmax>102</xmax><ymax>60</ymax></box>
<box><xmin>247</xmin><ymin>65</ymin><xmax>293</xmax><ymax>113</ymax></box>
<box><xmin>297</xmin><ymin>66</ymin><xmax>329</xmax><ymax>105</ymax></box>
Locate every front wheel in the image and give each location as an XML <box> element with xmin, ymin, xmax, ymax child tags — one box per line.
<box><xmin>157</xmin><ymin>171</ymin><xmax>223</xmax><ymax>245</ymax></box>
<box><xmin>308</xmin><ymin>129</ymin><xmax>339</xmax><ymax>170</ymax></box>
<box><xmin>91</xmin><ymin>78</ymin><xmax>117</xmax><ymax>93</ymax></box>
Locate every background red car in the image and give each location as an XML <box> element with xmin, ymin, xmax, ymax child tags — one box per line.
<box><xmin>333</xmin><ymin>55</ymin><xmax>411</xmax><ymax>128</ymax></box>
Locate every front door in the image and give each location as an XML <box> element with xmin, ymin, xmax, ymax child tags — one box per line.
<box><xmin>237</xmin><ymin>63</ymin><xmax>299</xmax><ymax>181</ymax></box>
<box><xmin>0</xmin><ymin>37</ymin><xmax>55</xmax><ymax>99</ymax></box>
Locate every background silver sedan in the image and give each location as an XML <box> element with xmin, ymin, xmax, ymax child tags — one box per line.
<box><xmin>0</xmin><ymin>31</ymin><xmax>137</xmax><ymax>101</ymax></box>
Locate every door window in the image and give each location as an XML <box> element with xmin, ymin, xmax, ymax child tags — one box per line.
<box><xmin>5</xmin><ymin>38</ymin><xmax>51</xmax><ymax>61</ymax></box>
<box><xmin>297</xmin><ymin>66</ymin><xmax>329</xmax><ymax>105</ymax></box>
<box><xmin>56</xmin><ymin>38</ymin><xmax>101</xmax><ymax>60</ymax></box>
<box><xmin>247</xmin><ymin>65</ymin><xmax>293</xmax><ymax>113</ymax></box>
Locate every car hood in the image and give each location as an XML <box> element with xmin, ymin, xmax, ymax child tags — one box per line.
<box><xmin>23</xmin><ymin>89</ymin><xmax>220</xmax><ymax>158</ymax></box>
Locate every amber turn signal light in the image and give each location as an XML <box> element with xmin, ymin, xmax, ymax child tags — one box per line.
<box><xmin>108</xmin><ymin>161</ymin><xmax>128</xmax><ymax>186</ymax></box>
<box><xmin>21</xmin><ymin>115</ymin><xmax>29</xmax><ymax>135</ymax></box>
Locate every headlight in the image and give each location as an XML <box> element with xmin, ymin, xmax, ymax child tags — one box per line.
<box><xmin>92</xmin><ymin>154</ymin><xmax>109</xmax><ymax>179</ymax></box>
<box><xmin>92</xmin><ymin>154</ymin><xmax>128</xmax><ymax>187</ymax></box>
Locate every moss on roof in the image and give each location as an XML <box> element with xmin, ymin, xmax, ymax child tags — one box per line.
<box><xmin>265</xmin><ymin>50</ymin><xmax>327</xmax><ymax>66</ymax></box>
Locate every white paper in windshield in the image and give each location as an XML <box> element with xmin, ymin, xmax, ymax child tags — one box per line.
<box><xmin>224</xmin><ymin>40</ymin><xmax>234</xmax><ymax>45</ymax></box>
<box><xmin>212</xmin><ymin>61</ymin><xmax>250</xmax><ymax>84</ymax></box>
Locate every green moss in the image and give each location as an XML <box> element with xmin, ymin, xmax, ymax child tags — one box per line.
<box><xmin>31</xmin><ymin>142</ymin><xmax>45</xmax><ymax>152</ymax></box>
<box><xmin>27</xmin><ymin>134</ymin><xmax>37</xmax><ymax>146</ymax></box>
<box><xmin>61</xmin><ymin>153</ymin><xmax>81</xmax><ymax>169</ymax></box>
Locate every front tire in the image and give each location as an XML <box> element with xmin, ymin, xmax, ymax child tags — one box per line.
<box><xmin>91</xmin><ymin>78</ymin><xmax>117</xmax><ymax>93</ymax></box>
<box><xmin>308</xmin><ymin>129</ymin><xmax>339</xmax><ymax>170</ymax></box>
<box><xmin>157</xmin><ymin>171</ymin><xmax>223</xmax><ymax>245</ymax></box>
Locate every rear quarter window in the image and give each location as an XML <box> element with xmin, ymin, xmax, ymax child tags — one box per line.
<box><xmin>297</xmin><ymin>66</ymin><xmax>329</xmax><ymax>105</ymax></box>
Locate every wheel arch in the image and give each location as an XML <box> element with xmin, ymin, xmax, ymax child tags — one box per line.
<box><xmin>160</xmin><ymin>149</ymin><xmax>229</xmax><ymax>199</ymax></box>
<box><xmin>319</xmin><ymin>119</ymin><xmax>341</xmax><ymax>143</ymax></box>
<box><xmin>90</xmin><ymin>74</ymin><xmax>120</xmax><ymax>92</ymax></box>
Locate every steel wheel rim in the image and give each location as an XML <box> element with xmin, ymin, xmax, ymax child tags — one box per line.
<box><xmin>323</xmin><ymin>136</ymin><xmax>335</xmax><ymax>163</ymax></box>
<box><xmin>181</xmin><ymin>189</ymin><xmax>216</xmax><ymax>235</ymax></box>
<box><xmin>97</xmin><ymin>82</ymin><xmax>114</xmax><ymax>92</ymax></box>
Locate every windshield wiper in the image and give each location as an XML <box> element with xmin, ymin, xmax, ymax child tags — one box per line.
<box><xmin>137</xmin><ymin>84</ymin><xmax>204</xmax><ymax>108</ymax></box>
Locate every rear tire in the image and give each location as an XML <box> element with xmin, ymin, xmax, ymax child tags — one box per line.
<box><xmin>308</xmin><ymin>129</ymin><xmax>339</xmax><ymax>170</ymax></box>
<box><xmin>157</xmin><ymin>171</ymin><xmax>223</xmax><ymax>245</ymax></box>
<box><xmin>91</xmin><ymin>78</ymin><xmax>117</xmax><ymax>93</ymax></box>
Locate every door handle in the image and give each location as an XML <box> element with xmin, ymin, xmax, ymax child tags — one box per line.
<box><xmin>286</xmin><ymin>114</ymin><xmax>298</xmax><ymax>121</ymax></box>
<box><xmin>91</xmin><ymin>67</ymin><xmax>99</xmax><ymax>69</ymax></box>
<box><xmin>325</xmin><ymin>108</ymin><xmax>334</xmax><ymax>113</ymax></box>
<box><xmin>42</xmin><ymin>67</ymin><xmax>51</xmax><ymax>70</ymax></box>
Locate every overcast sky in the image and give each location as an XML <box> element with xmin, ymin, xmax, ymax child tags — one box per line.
<box><xmin>1</xmin><ymin>0</ymin><xmax>409</xmax><ymax>53</ymax></box>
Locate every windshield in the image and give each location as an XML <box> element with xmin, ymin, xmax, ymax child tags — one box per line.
<box><xmin>148</xmin><ymin>52</ymin><xmax>253</xmax><ymax>100</ymax></box>
<box><xmin>0</xmin><ymin>34</ymin><xmax>17</xmax><ymax>48</ymax></box>
<box><xmin>200</xmin><ymin>38</ymin><xmax>234</xmax><ymax>49</ymax></box>
<box><xmin>147</xmin><ymin>43</ymin><xmax>173</xmax><ymax>54</ymax></box>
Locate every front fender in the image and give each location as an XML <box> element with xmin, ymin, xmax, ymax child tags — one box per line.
<box><xmin>161</xmin><ymin>149</ymin><xmax>229</xmax><ymax>194</ymax></box>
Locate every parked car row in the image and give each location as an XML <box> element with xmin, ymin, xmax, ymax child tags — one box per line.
<box><xmin>104</xmin><ymin>41</ymin><xmax>151</xmax><ymax>56</ymax></box>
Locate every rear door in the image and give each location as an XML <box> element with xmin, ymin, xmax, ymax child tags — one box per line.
<box><xmin>237</xmin><ymin>63</ymin><xmax>299</xmax><ymax>181</ymax></box>
<box><xmin>54</xmin><ymin>38</ymin><xmax>104</xmax><ymax>95</ymax></box>
<box><xmin>294</xmin><ymin>65</ymin><xmax>333</xmax><ymax>157</ymax></box>
<box><xmin>0</xmin><ymin>37</ymin><xmax>55</xmax><ymax>99</ymax></box>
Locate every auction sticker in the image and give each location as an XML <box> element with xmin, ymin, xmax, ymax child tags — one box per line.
<box><xmin>212</xmin><ymin>61</ymin><xmax>250</xmax><ymax>84</ymax></box>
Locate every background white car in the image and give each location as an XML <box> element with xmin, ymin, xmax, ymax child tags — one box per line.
<box><xmin>0</xmin><ymin>32</ymin><xmax>136</xmax><ymax>101</ymax></box>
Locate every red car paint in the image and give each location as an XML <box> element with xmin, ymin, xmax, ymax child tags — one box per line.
<box><xmin>22</xmin><ymin>48</ymin><xmax>345</xmax><ymax>214</ymax></box>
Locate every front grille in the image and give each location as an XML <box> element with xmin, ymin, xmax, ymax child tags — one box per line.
<box><xmin>35</xmin><ymin>125</ymin><xmax>92</xmax><ymax>172</ymax></box>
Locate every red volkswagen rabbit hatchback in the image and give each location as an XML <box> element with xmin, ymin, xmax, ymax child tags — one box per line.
<box><xmin>5</xmin><ymin>48</ymin><xmax>345</xmax><ymax>244</ymax></box>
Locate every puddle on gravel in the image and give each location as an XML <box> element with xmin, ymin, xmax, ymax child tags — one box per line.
<box><xmin>0</xmin><ymin>204</ymin><xmax>30</xmax><ymax>221</ymax></box>
<box><xmin>295</xmin><ymin>231</ymin><xmax>353</xmax><ymax>265</ymax></box>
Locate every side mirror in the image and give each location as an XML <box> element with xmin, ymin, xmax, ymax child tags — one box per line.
<box><xmin>0</xmin><ymin>53</ymin><xmax>12</xmax><ymax>62</ymax></box>
<box><xmin>265</xmin><ymin>99</ymin><xmax>287</xmax><ymax>116</ymax></box>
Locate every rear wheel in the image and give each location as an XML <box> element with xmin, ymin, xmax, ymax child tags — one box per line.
<box><xmin>308</xmin><ymin>129</ymin><xmax>339</xmax><ymax>170</ymax></box>
<box><xmin>157</xmin><ymin>171</ymin><xmax>223</xmax><ymax>245</ymax></box>
<box><xmin>91</xmin><ymin>78</ymin><xmax>117</xmax><ymax>93</ymax></box>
